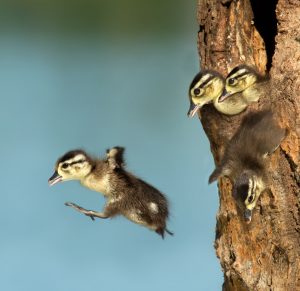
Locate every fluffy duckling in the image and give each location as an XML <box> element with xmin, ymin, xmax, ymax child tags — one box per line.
<box><xmin>187</xmin><ymin>70</ymin><xmax>249</xmax><ymax>117</ymax></box>
<box><xmin>48</xmin><ymin>147</ymin><xmax>173</xmax><ymax>239</ymax></box>
<box><xmin>209</xmin><ymin>110</ymin><xmax>286</xmax><ymax>223</ymax></box>
<box><xmin>220</xmin><ymin>65</ymin><xmax>269</xmax><ymax>103</ymax></box>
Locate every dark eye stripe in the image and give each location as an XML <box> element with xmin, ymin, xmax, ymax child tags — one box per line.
<box><xmin>227</xmin><ymin>66</ymin><xmax>241</xmax><ymax>78</ymax></box>
<box><xmin>230</xmin><ymin>71</ymin><xmax>249</xmax><ymax>80</ymax></box>
<box><xmin>199</xmin><ymin>75</ymin><xmax>215</xmax><ymax>88</ymax></box>
<box><xmin>62</xmin><ymin>160</ymin><xmax>86</xmax><ymax>168</ymax></box>
<box><xmin>70</xmin><ymin>159</ymin><xmax>85</xmax><ymax>166</ymax></box>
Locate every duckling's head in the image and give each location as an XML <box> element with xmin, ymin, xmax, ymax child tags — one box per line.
<box><xmin>48</xmin><ymin>150</ymin><xmax>94</xmax><ymax>186</ymax></box>
<box><xmin>220</xmin><ymin>65</ymin><xmax>260</xmax><ymax>102</ymax></box>
<box><xmin>187</xmin><ymin>70</ymin><xmax>225</xmax><ymax>117</ymax></box>
<box><xmin>233</xmin><ymin>171</ymin><xmax>264</xmax><ymax>223</ymax></box>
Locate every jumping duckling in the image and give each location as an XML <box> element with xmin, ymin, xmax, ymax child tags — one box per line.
<box><xmin>220</xmin><ymin>65</ymin><xmax>269</xmax><ymax>103</ymax></box>
<box><xmin>48</xmin><ymin>147</ymin><xmax>173</xmax><ymax>239</ymax></box>
<box><xmin>187</xmin><ymin>70</ymin><xmax>249</xmax><ymax>117</ymax></box>
<box><xmin>209</xmin><ymin>110</ymin><xmax>286</xmax><ymax>223</ymax></box>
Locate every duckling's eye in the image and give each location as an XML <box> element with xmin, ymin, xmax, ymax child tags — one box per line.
<box><xmin>248</xmin><ymin>194</ymin><xmax>254</xmax><ymax>203</ymax></box>
<box><xmin>62</xmin><ymin>163</ymin><xmax>69</xmax><ymax>169</ymax></box>
<box><xmin>193</xmin><ymin>88</ymin><xmax>201</xmax><ymax>96</ymax></box>
<box><xmin>228</xmin><ymin>78</ymin><xmax>236</xmax><ymax>85</ymax></box>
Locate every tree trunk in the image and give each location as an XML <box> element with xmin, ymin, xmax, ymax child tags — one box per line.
<box><xmin>196</xmin><ymin>0</ymin><xmax>300</xmax><ymax>290</ymax></box>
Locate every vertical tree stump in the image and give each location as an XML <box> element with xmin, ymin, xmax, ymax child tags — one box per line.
<box><xmin>196</xmin><ymin>0</ymin><xmax>300</xmax><ymax>290</ymax></box>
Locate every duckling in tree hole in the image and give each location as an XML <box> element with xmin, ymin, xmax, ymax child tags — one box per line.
<box><xmin>48</xmin><ymin>147</ymin><xmax>173</xmax><ymax>239</ymax></box>
<box><xmin>220</xmin><ymin>64</ymin><xmax>269</xmax><ymax>103</ymax></box>
<box><xmin>209</xmin><ymin>110</ymin><xmax>286</xmax><ymax>223</ymax></box>
<box><xmin>188</xmin><ymin>70</ymin><xmax>249</xmax><ymax>116</ymax></box>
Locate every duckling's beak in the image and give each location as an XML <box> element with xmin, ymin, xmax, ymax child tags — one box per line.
<box><xmin>218</xmin><ymin>89</ymin><xmax>231</xmax><ymax>103</ymax></box>
<box><xmin>244</xmin><ymin>209</ymin><xmax>252</xmax><ymax>224</ymax></box>
<box><xmin>48</xmin><ymin>171</ymin><xmax>62</xmax><ymax>186</ymax></box>
<box><xmin>187</xmin><ymin>102</ymin><xmax>201</xmax><ymax>118</ymax></box>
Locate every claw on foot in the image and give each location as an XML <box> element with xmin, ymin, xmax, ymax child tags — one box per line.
<box><xmin>65</xmin><ymin>202</ymin><xmax>96</xmax><ymax>221</ymax></box>
<box><xmin>65</xmin><ymin>202</ymin><xmax>87</xmax><ymax>212</ymax></box>
<box><xmin>65</xmin><ymin>201</ymin><xmax>80</xmax><ymax>208</ymax></box>
<box><xmin>87</xmin><ymin>214</ymin><xmax>95</xmax><ymax>221</ymax></box>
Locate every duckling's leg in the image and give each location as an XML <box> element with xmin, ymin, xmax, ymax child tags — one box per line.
<box><xmin>65</xmin><ymin>202</ymin><xmax>110</xmax><ymax>221</ymax></box>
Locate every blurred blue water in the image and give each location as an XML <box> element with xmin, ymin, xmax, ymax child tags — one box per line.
<box><xmin>0</xmin><ymin>31</ymin><xmax>222</xmax><ymax>291</ymax></box>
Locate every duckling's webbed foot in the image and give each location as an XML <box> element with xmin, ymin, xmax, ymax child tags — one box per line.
<box><xmin>64</xmin><ymin>202</ymin><xmax>109</xmax><ymax>220</ymax></box>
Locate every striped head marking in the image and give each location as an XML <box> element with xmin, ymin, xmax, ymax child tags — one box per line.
<box><xmin>188</xmin><ymin>70</ymin><xmax>225</xmax><ymax>117</ymax></box>
<box><xmin>224</xmin><ymin>65</ymin><xmax>258</xmax><ymax>97</ymax></box>
<box><xmin>48</xmin><ymin>150</ymin><xmax>93</xmax><ymax>186</ymax></box>
<box><xmin>233</xmin><ymin>172</ymin><xmax>264</xmax><ymax>223</ymax></box>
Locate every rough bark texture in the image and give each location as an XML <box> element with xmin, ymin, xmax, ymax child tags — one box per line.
<box><xmin>196</xmin><ymin>0</ymin><xmax>300</xmax><ymax>290</ymax></box>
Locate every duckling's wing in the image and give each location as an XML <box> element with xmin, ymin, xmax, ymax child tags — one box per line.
<box><xmin>209</xmin><ymin>167</ymin><xmax>223</xmax><ymax>184</ymax></box>
<box><xmin>106</xmin><ymin>146</ymin><xmax>126</xmax><ymax>169</ymax></box>
<box><xmin>258</xmin><ymin>126</ymin><xmax>286</xmax><ymax>156</ymax></box>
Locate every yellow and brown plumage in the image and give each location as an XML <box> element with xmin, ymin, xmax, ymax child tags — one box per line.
<box><xmin>209</xmin><ymin>110</ymin><xmax>286</xmax><ymax>223</ymax></box>
<box><xmin>188</xmin><ymin>65</ymin><xmax>268</xmax><ymax>117</ymax></box>
<box><xmin>49</xmin><ymin>147</ymin><xmax>173</xmax><ymax>238</ymax></box>
<box><xmin>188</xmin><ymin>70</ymin><xmax>249</xmax><ymax>116</ymax></box>
<box><xmin>220</xmin><ymin>64</ymin><xmax>269</xmax><ymax>103</ymax></box>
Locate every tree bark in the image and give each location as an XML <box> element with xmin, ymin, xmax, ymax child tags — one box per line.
<box><xmin>196</xmin><ymin>0</ymin><xmax>300</xmax><ymax>290</ymax></box>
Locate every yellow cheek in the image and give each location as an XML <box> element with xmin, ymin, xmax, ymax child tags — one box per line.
<box><xmin>245</xmin><ymin>202</ymin><xmax>254</xmax><ymax>210</ymax></box>
<box><xmin>57</xmin><ymin>168</ymin><xmax>71</xmax><ymax>179</ymax></box>
<box><xmin>205</xmin><ymin>87</ymin><xmax>211</xmax><ymax>95</ymax></box>
<box><xmin>245</xmin><ymin>196</ymin><xmax>259</xmax><ymax>210</ymax></box>
<box><xmin>57</xmin><ymin>168</ymin><xmax>64</xmax><ymax>176</ymax></box>
<box><xmin>225</xmin><ymin>84</ymin><xmax>233</xmax><ymax>91</ymax></box>
<box><xmin>239</xmin><ymin>80</ymin><xmax>246</xmax><ymax>88</ymax></box>
<box><xmin>192</xmin><ymin>96</ymin><xmax>201</xmax><ymax>105</ymax></box>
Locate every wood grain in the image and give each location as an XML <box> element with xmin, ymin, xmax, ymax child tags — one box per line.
<box><xmin>196</xmin><ymin>0</ymin><xmax>300</xmax><ymax>289</ymax></box>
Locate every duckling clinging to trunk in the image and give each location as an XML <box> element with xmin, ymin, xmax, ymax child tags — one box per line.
<box><xmin>209</xmin><ymin>110</ymin><xmax>286</xmax><ymax>223</ymax></box>
<box><xmin>48</xmin><ymin>147</ymin><xmax>173</xmax><ymax>239</ymax></box>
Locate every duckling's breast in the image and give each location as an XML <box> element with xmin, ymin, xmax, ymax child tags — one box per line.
<box><xmin>214</xmin><ymin>94</ymin><xmax>248</xmax><ymax>115</ymax></box>
<box><xmin>81</xmin><ymin>174</ymin><xmax>111</xmax><ymax>196</ymax></box>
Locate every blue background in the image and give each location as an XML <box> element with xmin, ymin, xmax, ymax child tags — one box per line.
<box><xmin>0</xmin><ymin>1</ymin><xmax>222</xmax><ymax>290</ymax></box>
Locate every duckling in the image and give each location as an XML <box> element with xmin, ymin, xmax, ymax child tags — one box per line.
<box><xmin>219</xmin><ymin>65</ymin><xmax>269</xmax><ymax>103</ymax></box>
<box><xmin>187</xmin><ymin>70</ymin><xmax>249</xmax><ymax>117</ymax></box>
<box><xmin>48</xmin><ymin>147</ymin><xmax>173</xmax><ymax>239</ymax></box>
<box><xmin>209</xmin><ymin>110</ymin><xmax>286</xmax><ymax>223</ymax></box>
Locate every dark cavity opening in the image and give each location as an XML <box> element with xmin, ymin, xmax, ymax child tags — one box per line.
<box><xmin>221</xmin><ymin>1</ymin><xmax>231</xmax><ymax>9</ymax></box>
<box><xmin>250</xmin><ymin>0</ymin><xmax>278</xmax><ymax>71</ymax></box>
